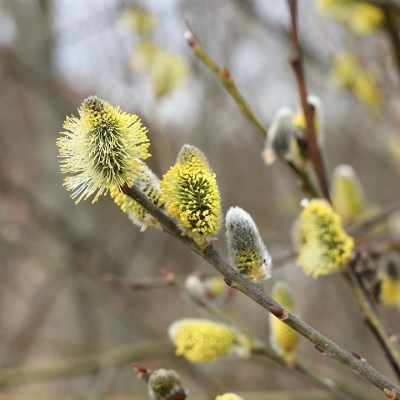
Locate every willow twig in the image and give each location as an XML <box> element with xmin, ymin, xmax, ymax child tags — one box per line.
<box><xmin>287</xmin><ymin>0</ymin><xmax>331</xmax><ymax>202</ymax></box>
<box><xmin>123</xmin><ymin>184</ymin><xmax>400</xmax><ymax>398</ymax></box>
<box><xmin>343</xmin><ymin>266</ymin><xmax>400</xmax><ymax>379</ymax></box>
<box><xmin>184</xmin><ymin>23</ymin><xmax>320</xmax><ymax>199</ymax></box>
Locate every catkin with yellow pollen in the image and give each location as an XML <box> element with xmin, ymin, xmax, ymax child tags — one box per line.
<box><xmin>215</xmin><ymin>394</ymin><xmax>244</xmax><ymax>400</ymax></box>
<box><xmin>110</xmin><ymin>165</ymin><xmax>162</xmax><ymax>231</ymax></box>
<box><xmin>296</xmin><ymin>199</ymin><xmax>354</xmax><ymax>278</ymax></box>
<box><xmin>225</xmin><ymin>206</ymin><xmax>272</xmax><ymax>283</ymax></box>
<box><xmin>160</xmin><ymin>144</ymin><xmax>221</xmax><ymax>247</ymax></box>
<box><xmin>168</xmin><ymin>319</ymin><xmax>249</xmax><ymax>363</ymax></box>
<box><xmin>381</xmin><ymin>259</ymin><xmax>400</xmax><ymax>306</ymax></box>
<box><xmin>331</xmin><ymin>164</ymin><xmax>365</xmax><ymax>224</ymax></box>
<box><xmin>270</xmin><ymin>282</ymin><xmax>299</xmax><ymax>366</ymax></box>
<box><xmin>57</xmin><ymin>95</ymin><xmax>150</xmax><ymax>203</ymax></box>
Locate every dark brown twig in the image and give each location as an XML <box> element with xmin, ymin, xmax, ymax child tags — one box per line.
<box><xmin>287</xmin><ymin>0</ymin><xmax>331</xmax><ymax>202</ymax></box>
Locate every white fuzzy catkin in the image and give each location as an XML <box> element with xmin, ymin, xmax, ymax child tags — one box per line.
<box><xmin>262</xmin><ymin>107</ymin><xmax>294</xmax><ymax>165</ymax></box>
<box><xmin>225</xmin><ymin>207</ymin><xmax>272</xmax><ymax>283</ymax></box>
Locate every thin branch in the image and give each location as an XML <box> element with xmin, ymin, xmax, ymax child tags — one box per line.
<box><xmin>123</xmin><ymin>184</ymin><xmax>400</xmax><ymax>398</ymax></box>
<box><xmin>184</xmin><ymin>23</ymin><xmax>267</xmax><ymax>138</ymax></box>
<box><xmin>349</xmin><ymin>201</ymin><xmax>400</xmax><ymax>236</ymax></box>
<box><xmin>343</xmin><ymin>265</ymin><xmax>400</xmax><ymax>379</ymax></box>
<box><xmin>184</xmin><ymin>23</ymin><xmax>320</xmax><ymax>199</ymax></box>
<box><xmin>287</xmin><ymin>0</ymin><xmax>331</xmax><ymax>202</ymax></box>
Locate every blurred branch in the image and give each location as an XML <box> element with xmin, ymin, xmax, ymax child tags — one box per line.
<box><xmin>287</xmin><ymin>0</ymin><xmax>331</xmax><ymax>202</ymax></box>
<box><xmin>123</xmin><ymin>184</ymin><xmax>400</xmax><ymax>398</ymax></box>
<box><xmin>349</xmin><ymin>201</ymin><xmax>400</xmax><ymax>236</ymax></box>
<box><xmin>344</xmin><ymin>263</ymin><xmax>400</xmax><ymax>379</ymax></box>
<box><xmin>0</xmin><ymin>342</ymin><xmax>172</xmax><ymax>388</ymax></box>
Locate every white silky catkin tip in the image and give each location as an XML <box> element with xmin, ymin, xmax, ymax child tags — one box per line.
<box><xmin>225</xmin><ymin>207</ymin><xmax>272</xmax><ymax>283</ymax></box>
<box><xmin>262</xmin><ymin>107</ymin><xmax>294</xmax><ymax>165</ymax></box>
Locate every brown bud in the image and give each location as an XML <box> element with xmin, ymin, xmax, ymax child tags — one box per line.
<box><xmin>131</xmin><ymin>362</ymin><xmax>151</xmax><ymax>380</ymax></box>
<box><xmin>315</xmin><ymin>345</ymin><xmax>325</xmax><ymax>354</ymax></box>
<box><xmin>269</xmin><ymin>306</ymin><xmax>288</xmax><ymax>320</ymax></box>
<box><xmin>184</xmin><ymin>31</ymin><xmax>196</xmax><ymax>48</ymax></box>
<box><xmin>224</xmin><ymin>277</ymin><xmax>232</xmax><ymax>286</ymax></box>
<box><xmin>220</xmin><ymin>66</ymin><xmax>231</xmax><ymax>80</ymax></box>
<box><xmin>350</xmin><ymin>350</ymin><xmax>366</xmax><ymax>362</ymax></box>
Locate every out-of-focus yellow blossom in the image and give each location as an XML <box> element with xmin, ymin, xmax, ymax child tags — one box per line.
<box><xmin>119</xmin><ymin>6</ymin><xmax>156</xmax><ymax>33</ymax></box>
<box><xmin>270</xmin><ymin>282</ymin><xmax>299</xmax><ymax>365</ymax></box>
<box><xmin>331</xmin><ymin>54</ymin><xmax>381</xmax><ymax>106</ymax></box>
<box><xmin>331</xmin><ymin>164</ymin><xmax>365</xmax><ymax>224</ymax></box>
<box><xmin>296</xmin><ymin>199</ymin><xmax>354</xmax><ymax>277</ymax></box>
<box><xmin>318</xmin><ymin>0</ymin><xmax>384</xmax><ymax>34</ymax></box>
<box><xmin>161</xmin><ymin>144</ymin><xmax>221</xmax><ymax>247</ymax></box>
<box><xmin>168</xmin><ymin>319</ymin><xmax>249</xmax><ymax>363</ymax></box>
<box><xmin>131</xmin><ymin>42</ymin><xmax>190</xmax><ymax>98</ymax></box>
<box><xmin>381</xmin><ymin>258</ymin><xmax>400</xmax><ymax>306</ymax></box>
<box><xmin>57</xmin><ymin>96</ymin><xmax>150</xmax><ymax>203</ymax></box>
<box><xmin>110</xmin><ymin>165</ymin><xmax>162</xmax><ymax>231</ymax></box>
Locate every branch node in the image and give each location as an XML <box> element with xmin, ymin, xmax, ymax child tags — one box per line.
<box><xmin>315</xmin><ymin>345</ymin><xmax>325</xmax><ymax>354</ymax></box>
<box><xmin>351</xmin><ymin>350</ymin><xmax>366</xmax><ymax>362</ymax></box>
<box><xmin>384</xmin><ymin>388</ymin><xmax>397</xmax><ymax>399</ymax></box>
<box><xmin>269</xmin><ymin>306</ymin><xmax>288</xmax><ymax>320</ymax></box>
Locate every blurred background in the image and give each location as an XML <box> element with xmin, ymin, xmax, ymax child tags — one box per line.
<box><xmin>1</xmin><ymin>0</ymin><xmax>400</xmax><ymax>398</ymax></box>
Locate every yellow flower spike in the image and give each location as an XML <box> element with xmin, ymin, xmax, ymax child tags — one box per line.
<box><xmin>57</xmin><ymin>96</ymin><xmax>150</xmax><ymax>204</ymax></box>
<box><xmin>147</xmin><ymin>369</ymin><xmax>187</xmax><ymax>400</ymax></box>
<box><xmin>215</xmin><ymin>394</ymin><xmax>244</xmax><ymax>400</ymax></box>
<box><xmin>262</xmin><ymin>107</ymin><xmax>294</xmax><ymax>165</ymax></box>
<box><xmin>331</xmin><ymin>164</ymin><xmax>365</xmax><ymax>224</ymax></box>
<box><xmin>160</xmin><ymin>144</ymin><xmax>222</xmax><ymax>247</ymax></box>
<box><xmin>296</xmin><ymin>199</ymin><xmax>354</xmax><ymax>278</ymax></box>
<box><xmin>168</xmin><ymin>319</ymin><xmax>249</xmax><ymax>363</ymax></box>
<box><xmin>110</xmin><ymin>165</ymin><xmax>162</xmax><ymax>231</ymax></box>
<box><xmin>349</xmin><ymin>3</ymin><xmax>384</xmax><ymax>34</ymax></box>
<box><xmin>318</xmin><ymin>0</ymin><xmax>383</xmax><ymax>35</ymax></box>
<box><xmin>270</xmin><ymin>282</ymin><xmax>299</xmax><ymax>366</ymax></box>
<box><xmin>226</xmin><ymin>207</ymin><xmax>272</xmax><ymax>284</ymax></box>
<box><xmin>381</xmin><ymin>258</ymin><xmax>400</xmax><ymax>306</ymax></box>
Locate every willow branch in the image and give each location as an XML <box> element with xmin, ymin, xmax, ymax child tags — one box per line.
<box><xmin>123</xmin><ymin>184</ymin><xmax>400</xmax><ymax>398</ymax></box>
<box><xmin>287</xmin><ymin>0</ymin><xmax>331</xmax><ymax>202</ymax></box>
<box><xmin>343</xmin><ymin>266</ymin><xmax>400</xmax><ymax>379</ymax></box>
<box><xmin>184</xmin><ymin>23</ymin><xmax>320</xmax><ymax>199</ymax></box>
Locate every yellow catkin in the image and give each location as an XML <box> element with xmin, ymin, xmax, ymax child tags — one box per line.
<box><xmin>160</xmin><ymin>144</ymin><xmax>221</xmax><ymax>246</ymax></box>
<box><xmin>296</xmin><ymin>199</ymin><xmax>354</xmax><ymax>277</ymax></box>
<box><xmin>57</xmin><ymin>95</ymin><xmax>150</xmax><ymax>203</ymax></box>
<box><xmin>331</xmin><ymin>164</ymin><xmax>365</xmax><ymax>224</ymax></box>
<box><xmin>270</xmin><ymin>282</ymin><xmax>299</xmax><ymax>365</ymax></box>
<box><xmin>110</xmin><ymin>165</ymin><xmax>162</xmax><ymax>231</ymax></box>
<box><xmin>168</xmin><ymin>319</ymin><xmax>248</xmax><ymax>363</ymax></box>
<box><xmin>381</xmin><ymin>260</ymin><xmax>400</xmax><ymax>306</ymax></box>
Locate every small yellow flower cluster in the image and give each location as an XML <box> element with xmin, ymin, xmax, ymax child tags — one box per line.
<box><xmin>215</xmin><ymin>394</ymin><xmax>244</xmax><ymax>400</ymax></box>
<box><xmin>331</xmin><ymin>54</ymin><xmax>381</xmax><ymax>106</ymax></box>
<box><xmin>270</xmin><ymin>282</ymin><xmax>299</xmax><ymax>365</ymax></box>
<box><xmin>381</xmin><ymin>260</ymin><xmax>400</xmax><ymax>306</ymax></box>
<box><xmin>296</xmin><ymin>199</ymin><xmax>354</xmax><ymax>277</ymax></box>
<box><xmin>331</xmin><ymin>164</ymin><xmax>365</xmax><ymax>224</ymax></box>
<box><xmin>318</xmin><ymin>0</ymin><xmax>384</xmax><ymax>34</ymax></box>
<box><xmin>57</xmin><ymin>96</ymin><xmax>150</xmax><ymax>203</ymax></box>
<box><xmin>168</xmin><ymin>319</ymin><xmax>249</xmax><ymax>363</ymax></box>
<box><xmin>110</xmin><ymin>165</ymin><xmax>162</xmax><ymax>231</ymax></box>
<box><xmin>161</xmin><ymin>144</ymin><xmax>221</xmax><ymax>246</ymax></box>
